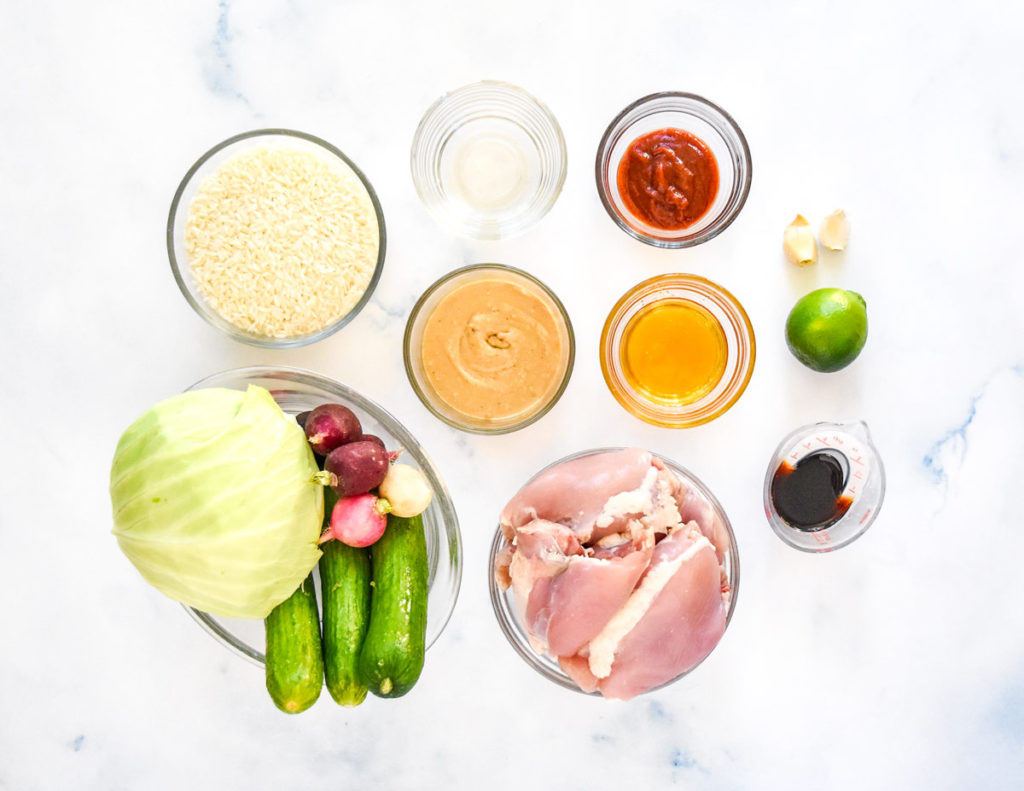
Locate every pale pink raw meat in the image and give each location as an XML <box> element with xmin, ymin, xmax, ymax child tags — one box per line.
<box><xmin>542</xmin><ymin>548</ymin><xmax>652</xmax><ymax>656</ymax></box>
<box><xmin>505</xmin><ymin>520</ymin><xmax>581</xmax><ymax>650</ymax></box>
<box><xmin>500</xmin><ymin>448</ymin><xmax>653</xmax><ymax>543</ymax></box>
<box><xmin>493</xmin><ymin>542</ymin><xmax>514</xmax><ymax>589</ymax></box>
<box><xmin>558</xmin><ymin>654</ymin><xmax>600</xmax><ymax>693</ymax></box>
<box><xmin>590</xmin><ymin>529</ymin><xmax>727</xmax><ymax>701</ymax></box>
<box><xmin>497</xmin><ymin>448</ymin><xmax>731</xmax><ymax>700</ymax></box>
<box><xmin>590</xmin><ymin>541</ymin><xmax>638</xmax><ymax>560</ymax></box>
<box><xmin>506</xmin><ymin>519</ymin><xmax>651</xmax><ymax>656</ymax></box>
<box><xmin>675</xmin><ymin>479</ymin><xmax>730</xmax><ymax>561</ymax></box>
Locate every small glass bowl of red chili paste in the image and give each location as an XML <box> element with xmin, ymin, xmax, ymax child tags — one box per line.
<box><xmin>596</xmin><ymin>93</ymin><xmax>751</xmax><ymax>248</ymax></box>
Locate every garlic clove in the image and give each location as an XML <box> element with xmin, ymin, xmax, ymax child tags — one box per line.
<box><xmin>783</xmin><ymin>214</ymin><xmax>818</xmax><ymax>266</ymax></box>
<box><xmin>819</xmin><ymin>209</ymin><xmax>851</xmax><ymax>251</ymax></box>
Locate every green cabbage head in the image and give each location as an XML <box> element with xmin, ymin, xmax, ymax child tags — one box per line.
<box><xmin>110</xmin><ymin>385</ymin><xmax>323</xmax><ymax>618</ymax></box>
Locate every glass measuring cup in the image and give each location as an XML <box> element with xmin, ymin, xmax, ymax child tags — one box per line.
<box><xmin>763</xmin><ymin>420</ymin><xmax>885</xmax><ymax>552</ymax></box>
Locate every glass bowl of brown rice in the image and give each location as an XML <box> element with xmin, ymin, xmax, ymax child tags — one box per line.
<box><xmin>167</xmin><ymin>129</ymin><xmax>386</xmax><ymax>348</ymax></box>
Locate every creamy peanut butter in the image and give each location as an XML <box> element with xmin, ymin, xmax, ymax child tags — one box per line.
<box><xmin>421</xmin><ymin>276</ymin><xmax>565</xmax><ymax>421</ymax></box>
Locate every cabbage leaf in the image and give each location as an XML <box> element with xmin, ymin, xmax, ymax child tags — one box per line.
<box><xmin>110</xmin><ymin>385</ymin><xmax>323</xmax><ymax>618</ymax></box>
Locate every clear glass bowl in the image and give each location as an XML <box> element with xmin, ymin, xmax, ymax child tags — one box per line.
<box><xmin>184</xmin><ymin>366</ymin><xmax>462</xmax><ymax>665</ymax></box>
<box><xmin>167</xmin><ymin>129</ymin><xmax>386</xmax><ymax>348</ymax></box>
<box><xmin>488</xmin><ymin>447</ymin><xmax>740</xmax><ymax>696</ymax></box>
<box><xmin>595</xmin><ymin>92</ymin><xmax>752</xmax><ymax>248</ymax></box>
<box><xmin>410</xmin><ymin>81</ymin><xmax>567</xmax><ymax>239</ymax></box>
<box><xmin>600</xmin><ymin>274</ymin><xmax>755</xmax><ymax>428</ymax></box>
<box><xmin>403</xmin><ymin>264</ymin><xmax>575</xmax><ymax>434</ymax></box>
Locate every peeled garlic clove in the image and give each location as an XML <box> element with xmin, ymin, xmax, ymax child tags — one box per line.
<box><xmin>783</xmin><ymin>214</ymin><xmax>818</xmax><ymax>266</ymax></box>
<box><xmin>819</xmin><ymin>209</ymin><xmax>851</xmax><ymax>251</ymax></box>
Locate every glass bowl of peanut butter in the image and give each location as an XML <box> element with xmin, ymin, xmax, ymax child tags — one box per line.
<box><xmin>403</xmin><ymin>264</ymin><xmax>575</xmax><ymax>434</ymax></box>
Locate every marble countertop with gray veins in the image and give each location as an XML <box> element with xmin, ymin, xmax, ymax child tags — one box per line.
<box><xmin>2</xmin><ymin>1</ymin><xmax>1022</xmax><ymax>789</ymax></box>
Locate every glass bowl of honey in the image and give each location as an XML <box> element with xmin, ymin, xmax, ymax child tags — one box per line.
<box><xmin>600</xmin><ymin>274</ymin><xmax>755</xmax><ymax>428</ymax></box>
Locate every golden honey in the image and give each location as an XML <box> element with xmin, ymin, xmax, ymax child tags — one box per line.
<box><xmin>620</xmin><ymin>299</ymin><xmax>727</xmax><ymax>405</ymax></box>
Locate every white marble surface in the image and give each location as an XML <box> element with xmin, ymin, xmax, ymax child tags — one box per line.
<box><xmin>3</xmin><ymin>0</ymin><xmax>1023</xmax><ymax>788</ymax></box>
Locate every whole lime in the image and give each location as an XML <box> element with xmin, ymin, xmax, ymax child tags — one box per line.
<box><xmin>785</xmin><ymin>288</ymin><xmax>868</xmax><ymax>372</ymax></box>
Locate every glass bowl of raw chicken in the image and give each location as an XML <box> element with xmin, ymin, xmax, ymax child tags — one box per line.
<box><xmin>488</xmin><ymin>447</ymin><xmax>739</xmax><ymax>699</ymax></box>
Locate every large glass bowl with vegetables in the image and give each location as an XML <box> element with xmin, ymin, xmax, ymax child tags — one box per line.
<box><xmin>109</xmin><ymin>363</ymin><xmax>462</xmax><ymax>708</ymax></box>
<box><xmin>177</xmin><ymin>367</ymin><xmax>463</xmax><ymax>668</ymax></box>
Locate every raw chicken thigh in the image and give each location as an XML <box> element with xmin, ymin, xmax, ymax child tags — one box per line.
<box><xmin>496</xmin><ymin>449</ymin><xmax>732</xmax><ymax>700</ymax></box>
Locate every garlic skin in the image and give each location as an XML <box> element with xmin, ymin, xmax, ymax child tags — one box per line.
<box><xmin>783</xmin><ymin>214</ymin><xmax>818</xmax><ymax>266</ymax></box>
<box><xmin>819</xmin><ymin>210</ymin><xmax>851</xmax><ymax>251</ymax></box>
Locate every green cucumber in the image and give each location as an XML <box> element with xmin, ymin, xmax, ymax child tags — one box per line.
<box><xmin>358</xmin><ymin>513</ymin><xmax>428</xmax><ymax>698</ymax></box>
<box><xmin>264</xmin><ymin>572</ymin><xmax>323</xmax><ymax>714</ymax></box>
<box><xmin>320</xmin><ymin>539</ymin><xmax>372</xmax><ymax>706</ymax></box>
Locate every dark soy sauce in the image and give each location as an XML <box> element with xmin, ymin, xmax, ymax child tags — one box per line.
<box><xmin>771</xmin><ymin>450</ymin><xmax>853</xmax><ymax>531</ymax></box>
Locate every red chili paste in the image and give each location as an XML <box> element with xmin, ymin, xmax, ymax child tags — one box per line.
<box><xmin>616</xmin><ymin>128</ymin><xmax>719</xmax><ymax>230</ymax></box>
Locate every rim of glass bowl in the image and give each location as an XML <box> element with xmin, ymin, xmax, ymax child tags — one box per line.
<box><xmin>403</xmin><ymin>263</ymin><xmax>576</xmax><ymax>434</ymax></box>
<box><xmin>167</xmin><ymin>128</ymin><xmax>387</xmax><ymax>349</ymax></box>
<box><xmin>600</xmin><ymin>273</ymin><xmax>755</xmax><ymax>428</ymax></box>
<box><xmin>182</xmin><ymin>365</ymin><xmax>462</xmax><ymax>665</ymax></box>
<box><xmin>595</xmin><ymin>92</ymin><xmax>752</xmax><ymax>249</ymax></box>
<box><xmin>410</xmin><ymin>81</ymin><xmax>568</xmax><ymax>240</ymax></box>
<box><xmin>488</xmin><ymin>447</ymin><xmax>740</xmax><ymax>696</ymax></box>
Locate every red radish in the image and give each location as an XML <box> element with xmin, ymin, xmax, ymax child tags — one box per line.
<box><xmin>318</xmin><ymin>440</ymin><xmax>390</xmax><ymax>496</ymax></box>
<box><xmin>361</xmin><ymin>434</ymin><xmax>403</xmax><ymax>463</ymax></box>
<box><xmin>319</xmin><ymin>493</ymin><xmax>392</xmax><ymax>547</ymax></box>
<box><xmin>305</xmin><ymin>404</ymin><xmax>362</xmax><ymax>455</ymax></box>
<box><xmin>360</xmin><ymin>434</ymin><xmax>386</xmax><ymax>450</ymax></box>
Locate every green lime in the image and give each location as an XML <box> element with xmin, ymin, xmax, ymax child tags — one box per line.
<box><xmin>785</xmin><ymin>288</ymin><xmax>868</xmax><ymax>372</ymax></box>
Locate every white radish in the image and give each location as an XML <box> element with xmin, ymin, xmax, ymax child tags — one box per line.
<box><xmin>378</xmin><ymin>464</ymin><xmax>433</xmax><ymax>518</ymax></box>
